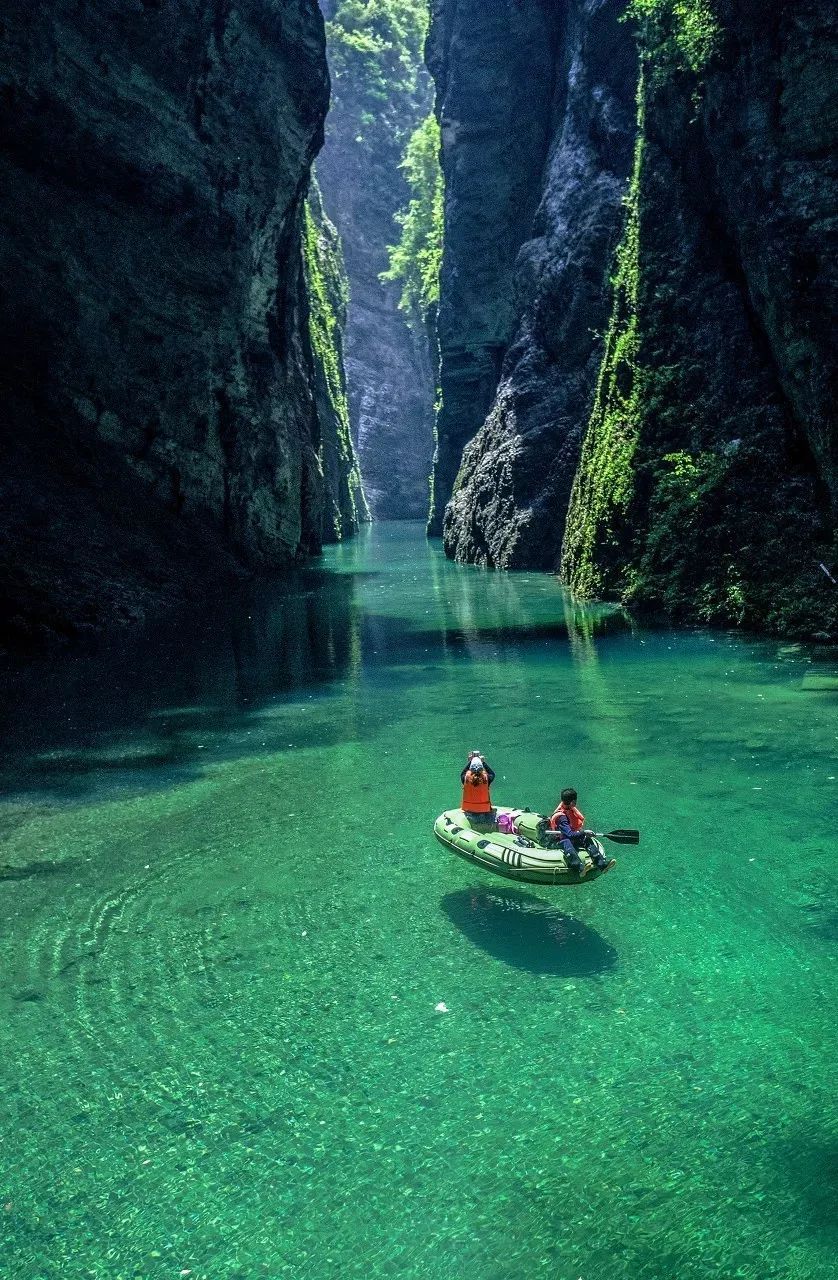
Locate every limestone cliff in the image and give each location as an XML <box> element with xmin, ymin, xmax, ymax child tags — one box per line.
<box><xmin>562</xmin><ymin>0</ymin><xmax>837</xmax><ymax>636</ymax></box>
<box><xmin>431</xmin><ymin>0</ymin><xmax>837</xmax><ymax>637</ymax></box>
<box><xmin>431</xmin><ymin>0</ymin><xmax>636</xmax><ymax>559</ymax></box>
<box><xmin>0</xmin><ymin>0</ymin><xmax>362</xmax><ymax>648</ymax></box>
<box><xmin>427</xmin><ymin>0</ymin><xmax>569</xmax><ymax>538</ymax></box>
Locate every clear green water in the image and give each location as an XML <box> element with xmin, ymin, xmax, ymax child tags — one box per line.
<box><xmin>1</xmin><ymin>522</ymin><xmax>836</xmax><ymax>1280</ymax></box>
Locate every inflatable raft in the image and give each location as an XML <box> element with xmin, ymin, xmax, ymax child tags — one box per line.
<box><xmin>433</xmin><ymin>806</ymin><xmax>610</xmax><ymax>886</ymax></box>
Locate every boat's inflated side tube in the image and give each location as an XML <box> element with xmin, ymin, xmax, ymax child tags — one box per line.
<box><xmin>433</xmin><ymin>808</ymin><xmax>607</xmax><ymax>886</ymax></box>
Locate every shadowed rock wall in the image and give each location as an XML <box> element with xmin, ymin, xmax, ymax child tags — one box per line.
<box><xmin>0</xmin><ymin>0</ymin><xmax>362</xmax><ymax>647</ymax></box>
<box><xmin>426</xmin><ymin>0</ymin><xmax>566</xmax><ymax>537</ymax></box>
<box><xmin>430</xmin><ymin>0</ymin><xmax>836</xmax><ymax>636</ymax></box>
<box><xmin>562</xmin><ymin>0</ymin><xmax>838</xmax><ymax>636</ymax></box>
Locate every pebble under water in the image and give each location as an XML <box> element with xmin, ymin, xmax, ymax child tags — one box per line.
<box><xmin>0</xmin><ymin>522</ymin><xmax>836</xmax><ymax>1279</ymax></box>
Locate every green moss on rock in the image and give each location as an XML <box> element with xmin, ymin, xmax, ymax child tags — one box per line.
<box><xmin>561</xmin><ymin>70</ymin><xmax>646</xmax><ymax>599</ymax></box>
<box><xmin>627</xmin><ymin>0</ymin><xmax>718</xmax><ymax>77</ymax></box>
<box><xmin>562</xmin><ymin>0</ymin><xmax>837</xmax><ymax>640</ymax></box>
<box><xmin>303</xmin><ymin>186</ymin><xmax>369</xmax><ymax>540</ymax></box>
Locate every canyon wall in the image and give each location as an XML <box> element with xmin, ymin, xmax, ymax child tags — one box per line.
<box><xmin>0</xmin><ymin>0</ymin><xmax>363</xmax><ymax>648</ymax></box>
<box><xmin>563</xmin><ymin>0</ymin><xmax>838</xmax><ymax>636</ymax></box>
<box><xmin>426</xmin><ymin>0</ymin><xmax>570</xmax><ymax>537</ymax></box>
<box><xmin>430</xmin><ymin>0</ymin><xmax>837</xmax><ymax>636</ymax></box>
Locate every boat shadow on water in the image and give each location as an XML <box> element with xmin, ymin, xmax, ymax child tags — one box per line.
<box><xmin>441</xmin><ymin>885</ymin><xmax>618</xmax><ymax>977</ymax></box>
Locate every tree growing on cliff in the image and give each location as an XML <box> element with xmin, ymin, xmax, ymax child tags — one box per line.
<box><xmin>626</xmin><ymin>0</ymin><xmax>718</xmax><ymax>73</ymax></box>
<box><xmin>325</xmin><ymin>0</ymin><xmax>429</xmax><ymax>168</ymax></box>
<box><xmin>381</xmin><ymin>113</ymin><xmax>443</xmax><ymax>328</ymax></box>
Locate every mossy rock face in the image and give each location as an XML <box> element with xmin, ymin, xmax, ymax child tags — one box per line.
<box><xmin>562</xmin><ymin>0</ymin><xmax>838</xmax><ymax>640</ymax></box>
<box><xmin>303</xmin><ymin>183</ymin><xmax>368</xmax><ymax>543</ymax></box>
<box><xmin>429</xmin><ymin>0</ymin><xmax>836</xmax><ymax>639</ymax></box>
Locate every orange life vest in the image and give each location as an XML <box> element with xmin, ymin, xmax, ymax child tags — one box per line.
<box><xmin>462</xmin><ymin>770</ymin><xmax>492</xmax><ymax>813</ymax></box>
<box><xmin>550</xmin><ymin>802</ymin><xmax>585</xmax><ymax>832</ymax></box>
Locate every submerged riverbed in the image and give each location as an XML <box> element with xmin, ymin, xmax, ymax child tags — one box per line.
<box><xmin>1</xmin><ymin>522</ymin><xmax>836</xmax><ymax>1279</ymax></box>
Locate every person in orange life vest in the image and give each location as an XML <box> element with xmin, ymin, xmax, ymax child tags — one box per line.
<box><xmin>549</xmin><ymin>787</ymin><xmax>615</xmax><ymax>877</ymax></box>
<box><xmin>460</xmin><ymin>751</ymin><xmax>495</xmax><ymax>818</ymax></box>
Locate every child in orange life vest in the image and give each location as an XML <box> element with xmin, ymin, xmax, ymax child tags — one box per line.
<box><xmin>549</xmin><ymin>787</ymin><xmax>615</xmax><ymax>877</ymax></box>
<box><xmin>460</xmin><ymin>750</ymin><xmax>496</xmax><ymax>820</ymax></box>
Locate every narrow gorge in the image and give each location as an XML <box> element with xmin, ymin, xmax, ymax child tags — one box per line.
<box><xmin>1</xmin><ymin>7</ymin><xmax>837</xmax><ymax>1279</ymax></box>
<box><xmin>2</xmin><ymin>1</ymin><xmax>834</xmax><ymax>646</ymax></box>
<box><xmin>316</xmin><ymin>0</ymin><xmax>438</xmax><ymax>520</ymax></box>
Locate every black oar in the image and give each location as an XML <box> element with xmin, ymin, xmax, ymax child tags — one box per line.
<box><xmin>541</xmin><ymin>827</ymin><xmax>639</xmax><ymax>846</ymax></box>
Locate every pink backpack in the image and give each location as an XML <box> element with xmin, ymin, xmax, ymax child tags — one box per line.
<box><xmin>496</xmin><ymin>813</ymin><xmax>516</xmax><ymax>835</ymax></box>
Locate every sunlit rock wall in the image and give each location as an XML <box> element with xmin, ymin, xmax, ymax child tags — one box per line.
<box><xmin>430</xmin><ymin>0</ymin><xmax>836</xmax><ymax>636</ymax></box>
<box><xmin>426</xmin><ymin>0</ymin><xmax>568</xmax><ymax>538</ymax></box>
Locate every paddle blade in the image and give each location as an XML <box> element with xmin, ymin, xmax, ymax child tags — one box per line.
<box><xmin>602</xmin><ymin>829</ymin><xmax>640</xmax><ymax>845</ymax></box>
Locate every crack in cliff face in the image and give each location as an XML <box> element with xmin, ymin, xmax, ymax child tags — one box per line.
<box><xmin>212</xmin><ymin>0</ymin><xmax>232</xmax><ymax>50</ymax></box>
<box><xmin>214</xmin><ymin>387</ymin><xmax>235</xmax><ymax>538</ymax></box>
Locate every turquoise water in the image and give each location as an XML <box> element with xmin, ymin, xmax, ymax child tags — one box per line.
<box><xmin>1</xmin><ymin>521</ymin><xmax>836</xmax><ymax>1280</ymax></box>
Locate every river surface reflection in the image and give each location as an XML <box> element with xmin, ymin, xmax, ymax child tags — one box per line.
<box><xmin>0</xmin><ymin>522</ymin><xmax>836</xmax><ymax>1279</ymax></box>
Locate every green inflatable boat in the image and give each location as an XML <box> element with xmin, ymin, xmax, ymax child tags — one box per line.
<box><xmin>434</xmin><ymin>807</ymin><xmax>611</xmax><ymax>886</ymax></box>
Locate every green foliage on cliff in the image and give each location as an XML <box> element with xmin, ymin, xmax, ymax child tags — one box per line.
<box><xmin>303</xmin><ymin>191</ymin><xmax>368</xmax><ymax>536</ymax></box>
<box><xmin>325</xmin><ymin>1</ymin><xmax>429</xmax><ymax>160</ymax></box>
<box><xmin>563</xmin><ymin>0</ymin><xmax>837</xmax><ymax>638</ymax></box>
<box><xmin>627</xmin><ymin>449</ymin><xmax>736</xmax><ymax>619</ymax></box>
<box><xmin>627</xmin><ymin>447</ymin><xmax>836</xmax><ymax>636</ymax></box>
<box><xmin>563</xmin><ymin>4</ymin><xmax>718</xmax><ymax>599</ymax></box>
<box><xmin>303</xmin><ymin>200</ymin><xmax>348</xmax><ymax>417</ymax></box>
<box><xmin>561</xmin><ymin>74</ymin><xmax>646</xmax><ymax>599</ymax></box>
<box><xmin>626</xmin><ymin>0</ymin><xmax>718</xmax><ymax>74</ymax></box>
<box><xmin>381</xmin><ymin>114</ymin><xmax>443</xmax><ymax>324</ymax></box>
